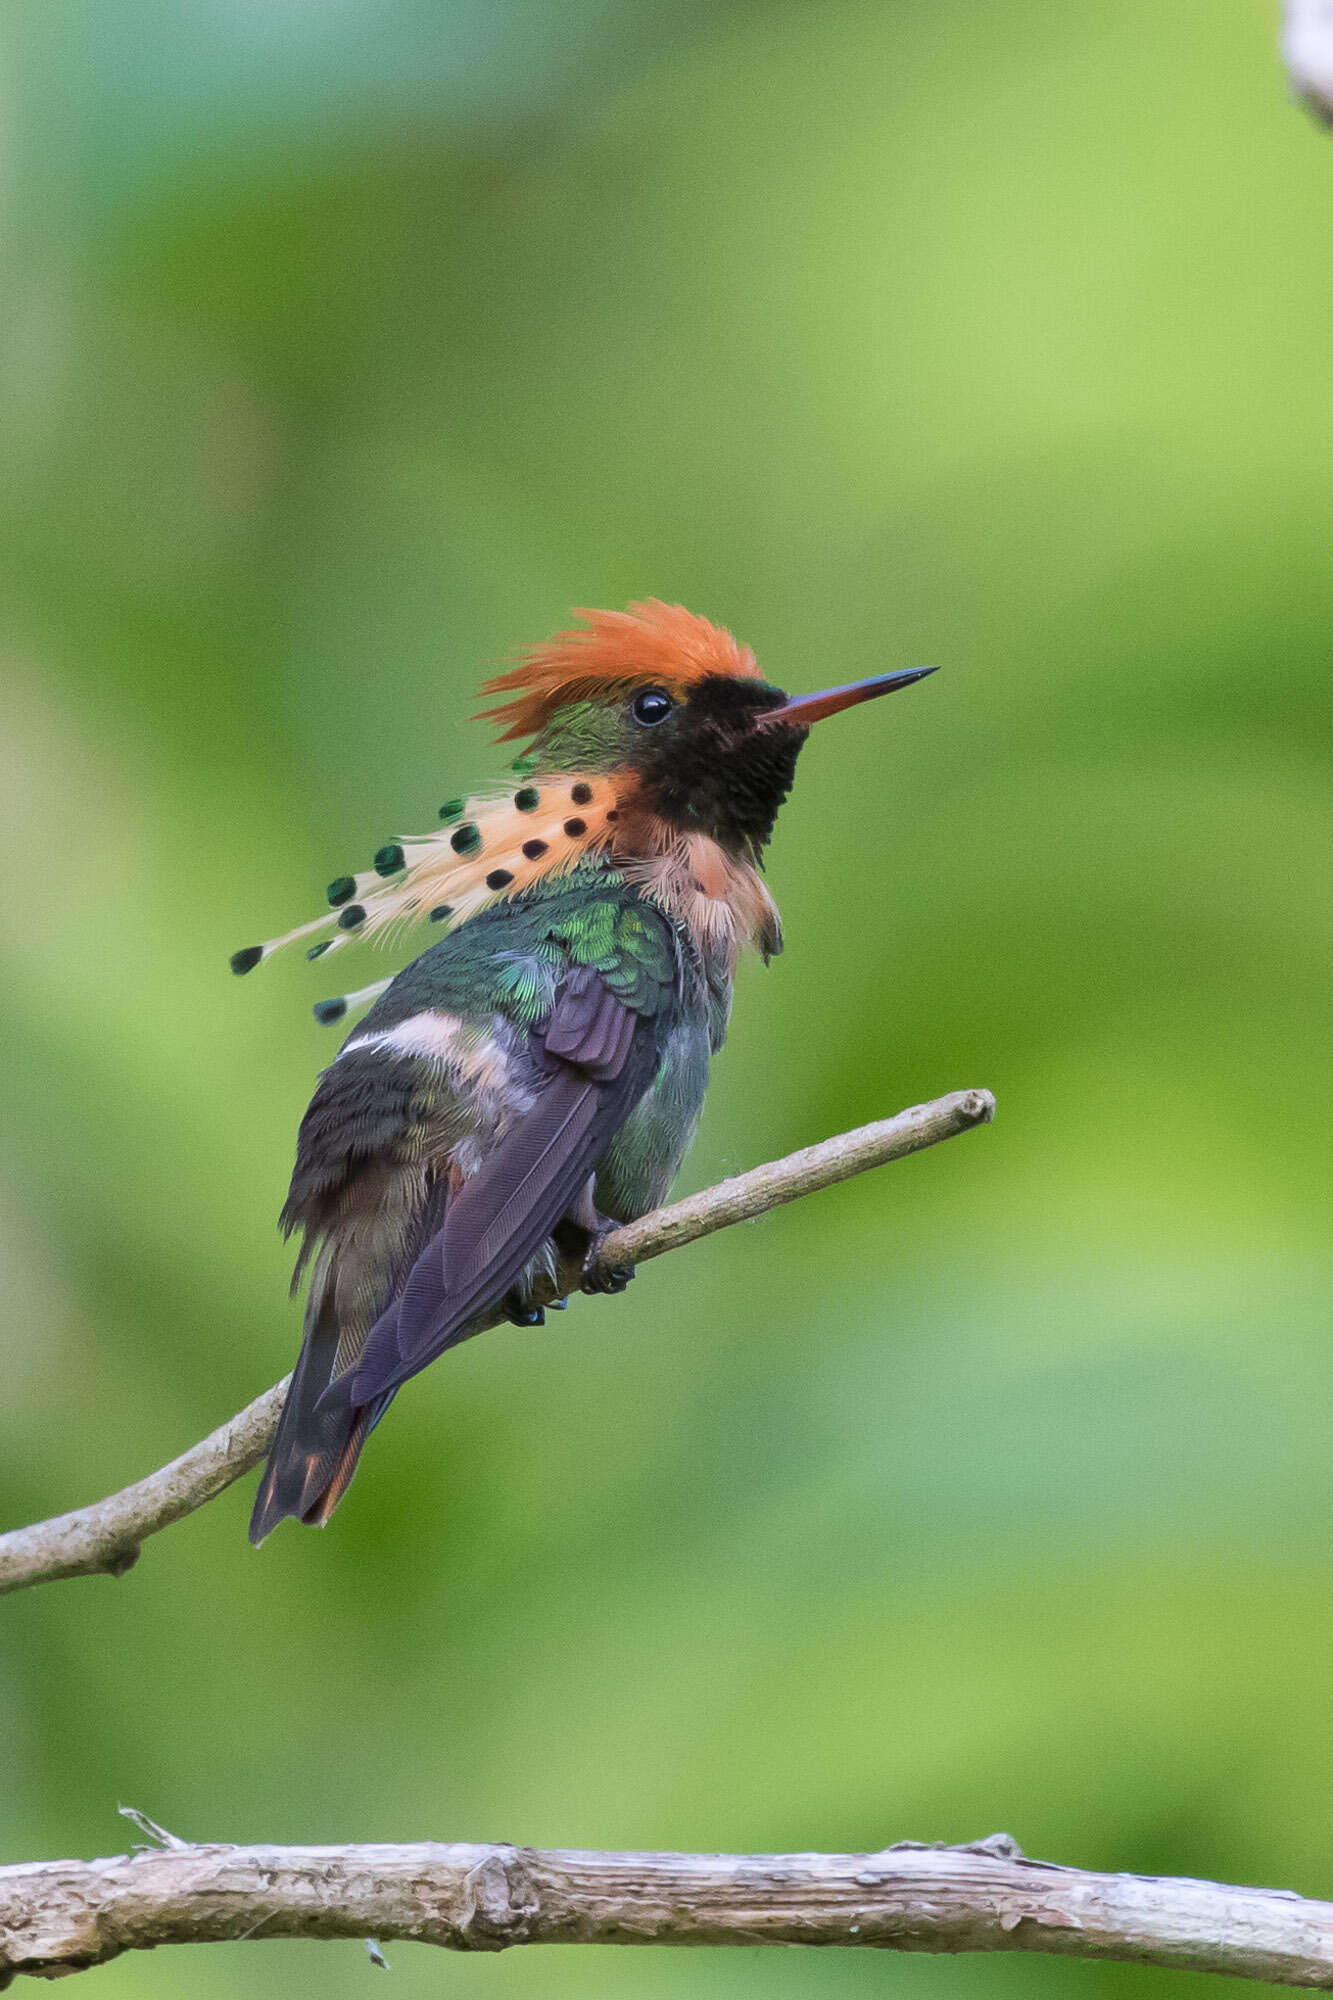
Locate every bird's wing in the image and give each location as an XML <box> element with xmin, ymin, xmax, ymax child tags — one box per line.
<box><xmin>331</xmin><ymin>962</ymin><xmax>658</xmax><ymax>1409</ymax></box>
<box><xmin>251</xmin><ymin>876</ymin><xmax>682</xmax><ymax>1538</ymax></box>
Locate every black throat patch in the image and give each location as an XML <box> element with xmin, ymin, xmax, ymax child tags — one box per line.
<box><xmin>632</xmin><ymin>676</ymin><xmax>808</xmax><ymax>853</ymax></box>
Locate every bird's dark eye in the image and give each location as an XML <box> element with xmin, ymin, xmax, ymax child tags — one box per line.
<box><xmin>631</xmin><ymin>687</ymin><xmax>674</xmax><ymax>727</ymax></box>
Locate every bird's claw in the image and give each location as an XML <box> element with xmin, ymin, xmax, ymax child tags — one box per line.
<box><xmin>580</xmin><ymin>1231</ymin><xmax>635</xmax><ymax>1296</ymax></box>
<box><xmin>585</xmin><ymin>1266</ymin><xmax>633</xmax><ymax>1295</ymax></box>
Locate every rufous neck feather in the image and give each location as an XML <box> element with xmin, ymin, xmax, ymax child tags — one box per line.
<box><xmin>619</xmin><ymin>825</ymin><xmax>783</xmax><ymax>970</ymax></box>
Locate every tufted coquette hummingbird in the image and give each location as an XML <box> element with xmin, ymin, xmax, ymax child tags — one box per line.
<box><xmin>235</xmin><ymin>602</ymin><xmax>936</xmax><ymax>1540</ymax></box>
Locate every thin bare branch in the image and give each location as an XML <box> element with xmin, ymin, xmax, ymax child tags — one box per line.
<box><xmin>0</xmin><ymin>1088</ymin><xmax>994</xmax><ymax>1597</ymax></box>
<box><xmin>1</xmin><ymin>1829</ymin><xmax>1329</xmax><ymax>1986</ymax></box>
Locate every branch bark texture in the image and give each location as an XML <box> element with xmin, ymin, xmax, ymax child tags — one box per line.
<box><xmin>2</xmin><ymin>1829</ymin><xmax>1330</xmax><ymax>1986</ymax></box>
<box><xmin>0</xmin><ymin>1087</ymin><xmax>994</xmax><ymax>1597</ymax></box>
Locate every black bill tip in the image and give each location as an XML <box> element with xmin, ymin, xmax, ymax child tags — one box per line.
<box><xmin>761</xmin><ymin>665</ymin><xmax>939</xmax><ymax>728</ymax></box>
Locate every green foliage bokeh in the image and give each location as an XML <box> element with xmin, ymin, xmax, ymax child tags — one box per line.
<box><xmin>3</xmin><ymin>2</ymin><xmax>1332</xmax><ymax>1995</ymax></box>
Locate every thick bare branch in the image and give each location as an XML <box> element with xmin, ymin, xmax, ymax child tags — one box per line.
<box><xmin>0</xmin><ymin>1088</ymin><xmax>994</xmax><ymax>1597</ymax></box>
<box><xmin>1</xmin><ymin>1828</ymin><xmax>1329</xmax><ymax>1986</ymax></box>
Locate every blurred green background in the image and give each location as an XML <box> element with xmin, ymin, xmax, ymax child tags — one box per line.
<box><xmin>3</xmin><ymin>1</ymin><xmax>1331</xmax><ymax>1994</ymax></box>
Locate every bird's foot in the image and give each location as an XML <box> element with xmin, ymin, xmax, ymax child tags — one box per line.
<box><xmin>584</xmin><ymin>1262</ymin><xmax>633</xmax><ymax>1295</ymax></box>
<box><xmin>504</xmin><ymin>1290</ymin><xmax>546</xmax><ymax>1328</ymax></box>
<box><xmin>580</xmin><ymin>1220</ymin><xmax>635</xmax><ymax>1296</ymax></box>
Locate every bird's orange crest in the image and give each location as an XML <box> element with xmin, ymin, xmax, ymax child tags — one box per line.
<box><xmin>478</xmin><ymin>598</ymin><xmax>760</xmax><ymax>742</ymax></box>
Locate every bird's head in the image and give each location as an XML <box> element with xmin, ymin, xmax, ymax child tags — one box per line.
<box><xmin>231</xmin><ymin>599</ymin><xmax>936</xmax><ymax>1019</ymax></box>
<box><xmin>480</xmin><ymin>600</ymin><xmax>936</xmax><ymax>860</ymax></box>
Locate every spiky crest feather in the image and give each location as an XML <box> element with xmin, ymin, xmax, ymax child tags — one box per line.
<box><xmin>477</xmin><ymin>599</ymin><xmax>760</xmax><ymax>741</ymax></box>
